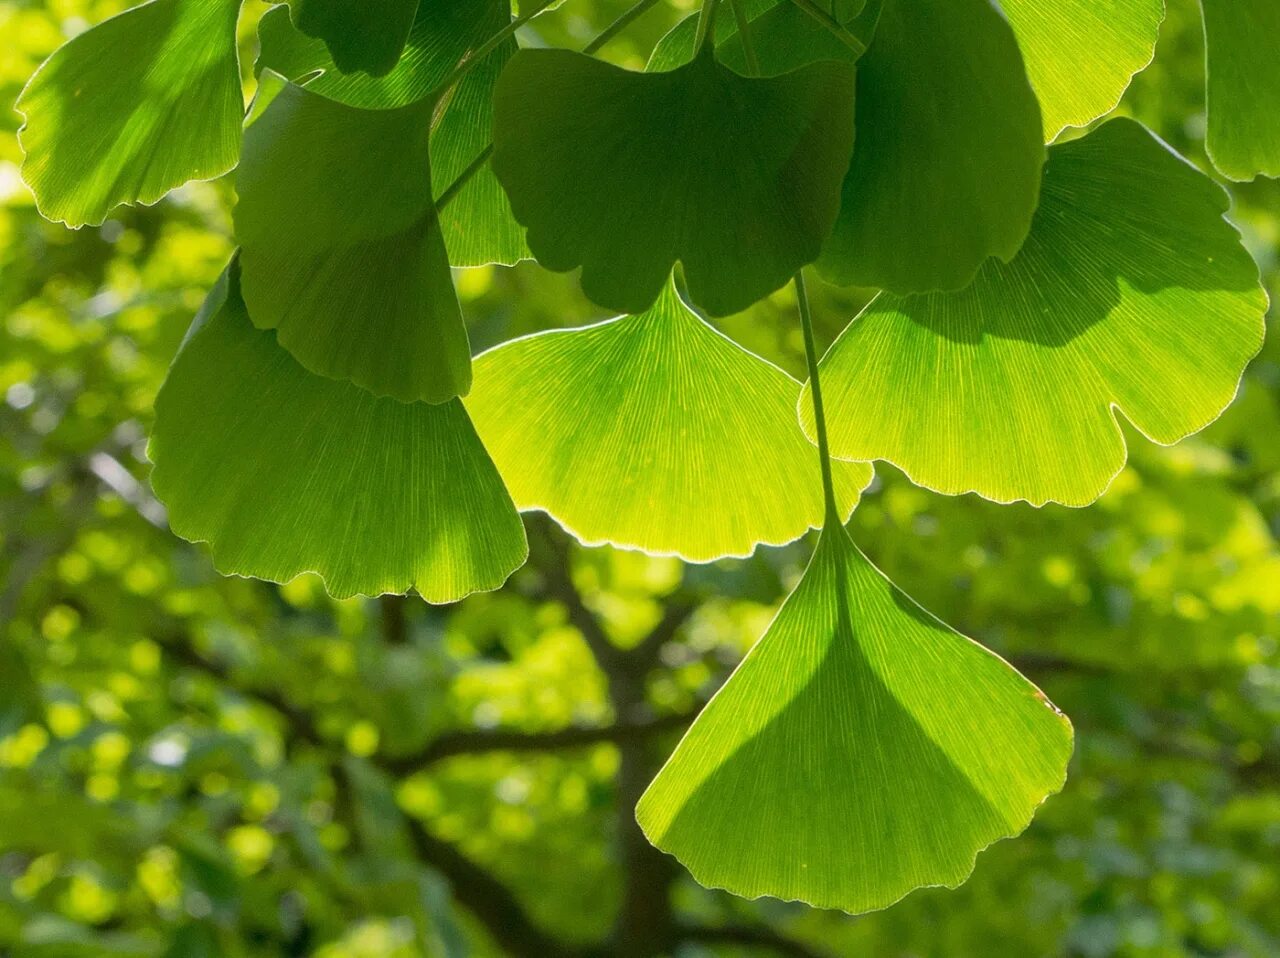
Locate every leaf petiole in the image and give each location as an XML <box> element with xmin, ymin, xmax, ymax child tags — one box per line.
<box><xmin>794</xmin><ymin>272</ymin><xmax>841</xmax><ymax>526</ymax></box>
<box><xmin>694</xmin><ymin>0</ymin><xmax>721</xmax><ymax>53</ymax></box>
<box><xmin>727</xmin><ymin>0</ymin><xmax>760</xmax><ymax>75</ymax></box>
<box><xmin>787</xmin><ymin>0</ymin><xmax>869</xmax><ymax>57</ymax></box>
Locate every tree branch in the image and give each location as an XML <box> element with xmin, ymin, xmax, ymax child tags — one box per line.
<box><xmin>404</xmin><ymin>816</ymin><xmax>603</xmax><ymax>958</ymax></box>
<box><xmin>383</xmin><ymin>709</ymin><xmax>698</xmax><ymax>775</ymax></box>
<box><xmin>681</xmin><ymin>923</ymin><xmax>832</xmax><ymax>958</ymax></box>
<box><xmin>629</xmin><ymin>600</ymin><xmax>697</xmax><ymax>667</ymax></box>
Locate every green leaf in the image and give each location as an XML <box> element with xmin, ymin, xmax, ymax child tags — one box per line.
<box><xmin>1201</xmin><ymin>0</ymin><xmax>1280</xmax><ymax>181</ymax></box>
<box><xmin>638</xmin><ymin>526</ymin><xmax>1072</xmax><ymax>913</ymax></box>
<box><xmin>287</xmin><ymin>0</ymin><xmax>420</xmax><ymax>77</ymax></box>
<box><xmin>149</xmin><ymin>263</ymin><xmax>527</xmax><ymax>602</ymax></box>
<box><xmin>15</xmin><ymin>0</ymin><xmax>242</xmax><ymax>228</ymax></box>
<box><xmin>235</xmin><ymin>75</ymin><xmax>470</xmax><ymax>404</ymax></box>
<box><xmin>814</xmin><ymin>0</ymin><xmax>1044</xmax><ymax>294</ymax></box>
<box><xmin>999</xmin><ymin>0</ymin><xmax>1164</xmax><ymax>141</ymax></box>
<box><xmin>256</xmin><ymin>0</ymin><xmax>529</xmax><ymax>265</ymax></box>
<box><xmin>490</xmin><ymin>45</ymin><xmax>856</xmax><ymax>317</ymax></box>
<box><xmin>807</xmin><ymin>119</ymin><xmax>1268</xmax><ymax>507</ymax></box>
<box><xmin>466</xmin><ymin>278</ymin><xmax>873</xmax><ymax>562</ymax></box>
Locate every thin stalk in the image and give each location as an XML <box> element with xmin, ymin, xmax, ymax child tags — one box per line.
<box><xmin>727</xmin><ymin>0</ymin><xmax>760</xmax><ymax>74</ymax></box>
<box><xmin>787</xmin><ymin>0</ymin><xmax>868</xmax><ymax>57</ymax></box>
<box><xmin>437</xmin><ymin>144</ymin><xmax>493</xmax><ymax>212</ymax></box>
<box><xmin>435</xmin><ymin>0</ymin><xmax>666</xmax><ymax>209</ymax></box>
<box><xmin>694</xmin><ymin>0</ymin><xmax>721</xmax><ymax>53</ymax></box>
<box><xmin>795</xmin><ymin>272</ymin><xmax>840</xmax><ymax>524</ymax></box>
<box><xmin>584</xmin><ymin>0</ymin><xmax>665</xmax><ymax>55</ymax></box>
<box><xmin>733</xmin><ymin>0</ymin><xmax>838</xmax><ymax>523</ymax></box>
<box><xmin>429</xmin><ymin>0</ymin><xmax>559</xmax><ymax>100</ymax></box>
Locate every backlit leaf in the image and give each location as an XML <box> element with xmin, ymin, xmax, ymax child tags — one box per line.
<box><xmin>815</xmin><ymin>0</ymin><xmax>1044</xmax><ymax>294</ymax></box>
<box><xmin>490</xmin><ymin>45</ymin><xmax>856</xmax><ymax>316</ymax></box>
<box><xmin>235</xmin><ymin>75</ymin><xmax>469</xmax><ymax>403</ymax></box>
<box><xmin>256</xmin><ymin>0</ymin><xmax>529</xmax><ymax>265</ymax></box>
<box><xmin>287</xmin><ymin>0</ymin><xmax>420</xmax><ymax>77</ymax></box>
<box><xmin>150</xmin><ymin>263</ymin><xmax>527</xmax><ymax>602</ymax></box>
<box><xmin>15</xmin><ymin>0</ymin><xmax>242</xmax><ymax>228</ymax></box>
<box><xmin>1201</xmin><ymin>0</ymin><xmax>1280</xmax><ymax>181</ymax></box>
<box><xmin>807</xmin><ymin>119</ymin><xmax>1268</xmax><ymax>506</ymax></box>
<box><xmin>638</xmin><ymin>526</ymin><xmax>1072</xmax><ymax>913</ymax></box>
<box><xmin>466</xmin><ymin>278</ymin><xmax>873</xmax><ymax>562</ymax></box>
<box><xmin>1000</xmin><ymin>0</ymin><xmax>1165</xmax><ymax>141</ymax></box>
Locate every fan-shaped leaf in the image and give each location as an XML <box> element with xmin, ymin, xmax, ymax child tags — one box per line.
<box><xmin>235</xmin><ymin>75</ymin><xmax>469</xmax><ymax>404</ymax></box>
<box><xmin>999</xmin><ymin>0</ymin><xmax>1164</xmax><ymax>141</ymax></box>
<box><xmin>814</xmin><ymin>0</ymin><xmax>1043</xmax><ymax>294</ymax></box>
<box><xmin>466</xmin><ymin>279</ymin><xmax>872</xmax><ymax>562</ymax></box>
<box><xmin>150</xmin><ymin>264</ymin><xmax>527</xmax><ymax>602</ymax></box>
<box><xmin>287</xmin><ymin>0</ymin><xmax>420</xmax><ymax>77</ymax></box>
<box><xmin>638</xmin><ymin>526</ymin><xmax>1072</xmax><ymax>913</ymax></box>
<box><xmin>256</xmin><ymin>0</ymin><xmax>529</xmax><ymax>265</ymax></box>
<box><xmin>1201</xmin><ymin>0</ymin><xmax>1280</xmax><ymax>181</ymax></box>
<box><xmin>807</xmin><ymin>119</ymin><xmax>1267</xmax><ymax>507</ymax></box>
<box><xmin>490</xmin><ymin>45</ymin><xmax>856</xmax><ymax>317</ymax></box>
<box><xmin>15</xmin><ymin>0</ymin><xmax>242</xmax><ymax>228</ymax></box>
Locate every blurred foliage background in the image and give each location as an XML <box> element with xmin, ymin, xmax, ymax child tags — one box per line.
<box><xmin>1</xmin><ymin>0</ymin><xmax>1278</xmax><ymax>955</ymax></box>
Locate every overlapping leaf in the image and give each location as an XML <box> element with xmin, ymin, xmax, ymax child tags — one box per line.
<box><xmin>150</xmin><ymin>263</ymin><xmax>527</xmax><ymax>602</ymax></box>
<box><xmin>235</xmin><ymin>74</ymin><xmax>469</xmax><ymax>403</ymax></box>
<box><xmin>466</xmin><ymin>279</ymin><xmax>872</xmax><ymax>562</ymax></box>
<box><xmin>999</xmin><ymin>0</ymin><xmax>1165</xmax><ymax>141</ymax></box>
<box><xmin>490</xmin><ymin>44</ymin><xmax>856</xmax><ymax>316</ymax></box>
<box><xmin>15</xmin><ymin>0</ymin><xmax>242</xmax><ymax>227</ymax></box>
<box><xmin>815</xmin><ymin>0</ymin><xmax>1044</xmax><ymax>293</ymax></box>
<box><xmin>638</xmin><ymin>526</ymin><xmax>1072</xmax><ymax>913</ymax></box>
<box><xmin>806</xmin><ymin>119</ymin><xmax>1268</xmax><ymax>507</ymax></box>
<box><xmin>1201</xmin><ymin>0</ymin><xmax>1280</xmax><ymax>181</ymax></box>
<box><xmin>286</xmin><ymin>0</ymin><xmax>420</xmax><ymax>76</ymax></box>
<box><xmin>256</xmin><ymin>0</ymin><xmax>529</xmax><ymax>265</ymax></box>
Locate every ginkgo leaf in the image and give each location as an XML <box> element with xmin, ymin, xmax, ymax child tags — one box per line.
<box><xmin>256</xmin><ymin>0</ymin><xmax>529</xmax><ymax>265</ymax></box>
<box><xmin>807</xmin><ymin>119</ymin><xmax>1268</xmax><ymax>507</ymax></box>
<box><xmin>150</xmin><ymin>263</ymin><xmax>527</xmax><ymax>602</ymax></box>
<box><xmin>490</xmin><ymin>45</ymin><xmax>856</xmax><ymax>317</ymax></box>
<box><xmin>235</xmin><ymin>74</ymin><xmax>469</xmax><ymax>404</ymax></box>
<box><xmin>814</xmin><ymin>0</ymin><xmax>1044</xmax><ymax>294</ymax></box>
<box><xmin>465</xmin><ymin>278</ymin><xmax>873</xmax><ymax>562</ymax></box>
<box><xmin>1201</xmin><ymin>0</ymin><xmax>1280</xmax><ymax>182</ymax></box>
<box><xmin>287</xmin><ymin>0</ymin><xmax>420</xmax><ymax>77</ymax></box>
<box><xmin>638</xmin><ymin>526</ymin><xmax>1073</xmax><ymax>913</ymax></box>
<box><xmin>999</xmin><ymin>0</ymin><xmax>1164</xmax><ymax>141</ymax></box>
<box><xmin>15</xmin><ymin>0</ymin><xmax>242</xmax><ymax>228</ymax></box>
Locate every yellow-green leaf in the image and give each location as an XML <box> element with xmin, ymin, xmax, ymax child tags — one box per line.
<box><xmin>149</xmin><ymin>263</ymin><xmax>527</xmax><ymax>602</ymax></box>
<box><xmin>467</xmin><ymin>278</ymin><xmax>872</xmax><ymax>562</ymax></box>
<box><xmin>638</xmin><ymin>526</ymin><xmax>1072</xmax><ymax>913</ymax></box>
<box><xmin>807</xmin><ymin>119</ymin><xmax>1267</xmax><ymax>507</ymax></box>
<box><xmin>15</xmin><ymin>0</ymin><xmax>242</xmax><ymax>227</ymax></box>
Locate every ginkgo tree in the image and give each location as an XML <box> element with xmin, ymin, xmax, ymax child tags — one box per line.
<box><xmin>15</xmin><ymin>0</ymin><xmax>1274</xmax><ymax>919</ymax></box>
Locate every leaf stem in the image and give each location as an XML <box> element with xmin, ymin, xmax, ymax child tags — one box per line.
<box><xmin>727</xmin><ymin>0</ymin><xmax>760</xmax><ymax>74</ymax></box>
<box><xmin>429</xmin><ymin>0</ymin><xmax>559</xmax><ymax>101</ymax></box>
<box><xmin>732</xmin><ymin>0</ymin><xmax>838</xmax><ymax>524</ymax></box>
<box><xmin>795</xmin><ymin>272</ymin><xmax>841</xmax><ymax>525</ymax></box>
<box><xmin>694</xmin><ymin>0</ymin><xmax>721</xmax><ymax>53</ymax></box>
<box><xmin>584</xmin><ymin>0</ymin><xmax>665</xmax><ymax>55</ymax></box>
<box><xmin>437</xmin><ymin>145</ymin><xmax>493</xmax><ymax>212</ymax></box>
<box><xmin>786</xmin><ymin>0</ymin><xmax>869</xmax><ymax>57</ymax></box>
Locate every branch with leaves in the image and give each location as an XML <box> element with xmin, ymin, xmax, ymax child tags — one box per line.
<box><xmin>12</xmin><ymin>0</ymin><xmax>1276</xmax><ymax>932</ymax></box>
